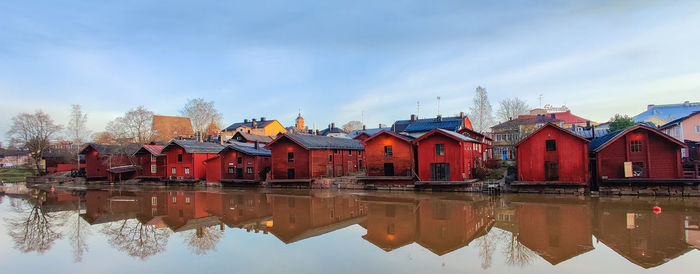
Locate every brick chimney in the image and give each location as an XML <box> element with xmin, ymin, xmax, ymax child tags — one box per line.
<box><xmin>436</xmin><ymin>115</ymin><xmax>442</xmax><ymax>122</ymax></box>
<box><xmin>410</xmin><ymin>114</ymin><xmax>417</xmax><ymax>122</ymax></box>
<box><xmin>331</xmin><ymin>123</ymin><xmax>335</xmax><ymax>129</ymax></box>
<box><xmin>252</xmin><ymin>118</ymin><xmax>257</xmax><ymax>128</ymax></box>
<box><xmin>244</xmin><ymin>119</ymin><xmax>249</xmax><ymax>123</ymax></box>
<box><xmin>260</xmin><ymin>117</ymin><xmax>266</xmax><ymax>121</ymax></box>
<box><xmin>647</xmin><ymin>104</ymin><xmax>655</xmax><ymax>110</ymax></box>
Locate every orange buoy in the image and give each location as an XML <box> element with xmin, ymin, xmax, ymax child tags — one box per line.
<box><xmin>653</xmin><ymin>206</ymin><xmax>662</xmax><ymax>214</ymax></box>
<box><xmin>50</xmin><ymin>187</ymin><xmax>55</xmax><ymax>192</ymax></box>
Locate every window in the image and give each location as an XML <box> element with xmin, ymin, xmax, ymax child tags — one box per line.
<box><xmin>151</xmin><ymin>164</ymin><xmax>157</xmax><ymax>174</ymax></box>
<box><xmin>329</xmin><ymin>154</ymin><xmax>333</xmax><ymax>162</ymax></box>
<box><xmin>359</xmin><ymin>151</ymin><xmax>362</xmax><ymax>156</ymax></box>
<box><xmin>288</xmin><ymin>152</ymin><xmax>294</xmax><ymax>162</ymax></box>
<box><xmin>151</xmin><ymin>197</ymin><xmax>157</xmax><ymax>206</ymax></box>
<box><xmin>384</xmin><ymin>146</ymin><xmax>393</xmax><ymax>157</ymax></box>
<box><xmin>430</xmin><ymin>163</ymin><xmax>450</xmax><ymax>181</ymax></box>
<box><xmin>696</xmin><ymin>125</ymin><xmax>700</xmax><ymax>133</ymax></box>
<box><xmin>435</xmin><ymin>144</ymin><xmax>445</xmax><ymax>156</ymax></box>
<box><xmin>228</xmin><ymin>167</ymin><xmax>235</xmax><ymax>174</ymax></box>
<box><xmin>334</xmin><ymin>149</ymin><xmax>338</xmax><ymax>154</ymax></box>
<box><xmin>237</xmin><ymin>157</ymin><xmax>242</xmax><ymax>164</ymax></box>
<box><xmin>349</xmin><ymin>150</ymin><xmax>352</xmax><ymax>156</ymax></box>
<box><xmin>387</xmin><ymin>223</ymin><xmax>395</xmax><ymax>235</ymax></box>
<box><xmin>184</xmin><ymin>167</ymin><xmax>190</xmax><ymax>174</ymax></box>
<box><xmin>633</xmin><ymin>162</ymin><xmax>644</xmax><ymax>177</ymax></box>
<box><xmin>172</xmin><ymin>196</ymin><xmax>177</xmax><ymax>203</ymax></box>
<box><xmin>359</xmin><ymin>160</ymin><xmax>363</xmax><ymax>169</ymax></box>
<box><xmin>177</xmin><ymin>154</ymin><xmax>183</xmax><ymax>162</ymax></box>
<box><xmin>546</xmin><ymin>140</ymin><xmax>556</xmax><ymax>151</ymax></box>
<box><xmin>630</xmin><ymin>140</ymin><xmax>642</xmax><ymax>152</ymax></box>
<box><xmin>151</xmin><ymin>155</ymin><xmax>156</xmax><ymax>162</ymax></box>
<box><xmin>172</xmin><ymin>167</ymin><xmax>176</xmax><ymax>175</ymax></box>
<box><xmin>185</xmin><ymin>197</ymin><xmax>190</xmax><ymax>204</ymax></box>
<box><xmin>247</xmin><ymin>167</ymin><xmax>253</xmax><ymax>174</ymax></box>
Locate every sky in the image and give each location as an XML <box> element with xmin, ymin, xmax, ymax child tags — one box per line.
<box><xmin>1</xmin><ymin>0</ymin><xmax>700</xmax><ymax>143</ymax></box>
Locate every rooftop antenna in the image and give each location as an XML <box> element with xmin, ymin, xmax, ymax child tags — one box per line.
<box><xmin>361</xmin><ymin>110</ymin><xmax>364</xmax><ymax>126</ymax></box>
<box><xmin>416</xmin><ymin>101</ymin><xmax>420</xmax><ymax>118</ymax></box>
<box><xmin>437</xmin><ymin>96</ymin><xmax>441</xmax><ymax>116</ymax></box>
<box><xmin>538</xmin><ymin>94</ymin><xmax>543</xmax><ymax>108</ymax></box>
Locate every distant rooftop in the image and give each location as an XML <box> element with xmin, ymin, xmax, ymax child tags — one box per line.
<box><xmin>634</xmin><ymin>101</ymin><xmax>700</xmax><ymax>125</ymax></box>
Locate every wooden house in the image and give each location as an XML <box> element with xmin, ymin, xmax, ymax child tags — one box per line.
<box><xmin>221</xmin><ymin>117</ymin><xmax>287</xmax><ymax>139</ymax></box>
<box><xmin>230</xmin><ymin>131</ymin><xmax>275</xmax><ymax>144</ymax></box>
<box><xmin>413</xmin><ymin>129</ymin><xmax>481</xmax><ymax>183</ymax></box>
<box><xmin>360</xmin><ymin>130</ymin><xmax>416</xmax><ymax>182</ymax></box>
<box><xmin>266</xmin><ymin>134</ymin><xmax>364</xmax><ymax>182</ymax></box>
<box><xmin>80</xmin><ymin>143</ymin><xmax>140</xmax><ymax>181</ymax></box>
<box><xmin>458</xmin><ymin>127</ymin><xmax>493</xmax><ymax>163</ymax></box>
<box><xmin>133</xmin><ymin>144</ymin><xmax>166</xmax><ymax>180</ymax></box>
<box><xmin>392</xmin><ymin>113</ymin><xmax>472</xmax><ymax>137</ymax></box>
<box><xmin>161</xmin><ymin>140</ymin><xmax>223</xmax><ymax>181</ymax></box>
<box><xmin>514</xmin><ymin>123</ymin><xmax>590</xmax><ymax>185</ymax></box>
<box><xmin>590</xmin><ymin>124</ymin><xmax>687</xmax><ymax>184</ymax></box>
<box><xmin>205</xmin><ymin>143</ymin><xmax>271</xmax><ymax>184</ymax></box>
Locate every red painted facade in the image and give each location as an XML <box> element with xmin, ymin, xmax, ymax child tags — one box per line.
<box><xmin>81</xmin><ymin>145</ymin><xmax>132</xmax><ymax>180</ymax></box>
<box><xmin>516</xmin><ymin>123</ymin><xmax>590</xmax><ymax>183</ymax></box>
<box><xmin>414</xmin><ymin>129</ymin><xmax>479</xmax><ymax>182</ymax></box>
<box><xmin>267</xmin><ymin>135</ymin><xmax>364</xmax><ymax>180</ymax></box>
<box><xmin>593</xmin><ymin>125</ymin><xmax>685</xmax><ymax>181</ymax></box>
<box><xmin>458</xmin><ymin>128</ymin><xmax>493</xmax><ymax>163</ymax></box>
<box><xmin>162</xmin><ymin>145</ymin><xmax>218</xmax><ymax>180</ymax></box>
<box><xmin>134</xmin><ymin>145</ymin><xmax>166</xmax><ymax>179</ymax></box>
<box><xmin>360</xmin><ymin>131</ymin><xmax>415</xmax><ymax>177</ymax></box>
<box><xmin>204</xmin><ymin>156</ymin><xmax>222</xmax><ymax>183</ymax></box>
<box><xmin>219</xmin><ymin>148</ymin><xmax>270</xmax><ymax>182</ymax></box>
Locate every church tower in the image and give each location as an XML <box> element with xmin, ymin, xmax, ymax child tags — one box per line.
<box><xmin>295</xmin><ymin>110</ymin><xmax>306</xmax><ymax>131</ymax></box>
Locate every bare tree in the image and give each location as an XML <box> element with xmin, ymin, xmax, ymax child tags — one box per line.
<box><xmin>66</xmin><ymin>104</ymin><xmax>90</xmax><ymax>169</ymax></box>
<box><xmin>64</xmin><ymin>203</ymin><xmax>91</xmax><ymax>262</ymax></box>
<box><xmin>496</xmin><ymin>98</ymin><xmax>530</xmax><ymax>122</ymax></box>
<box><xmin>92</xmin><ymin>131</ymin><xmax>117</xmax><ymax>144</ymax></box>
<box><xmin>341</xmin><ymin>121</ymin><xmax>363</xmax><ymax>133</ymax></box>
<box><xmin>184</xmin><ymin>225</ymin><xmax>224</xmax><ymax>255</ymax></box>
<box><xmin>105</xmin><ymin>106</ymin><xmax>154</xmax><ymax>144</ymax></box>
<box><xmin>102</xmin><ymin>219</ymin><xmax>171</xmax><ymax>260</ymax></box>
<box><xmin>7</xmin><ymin>110</ymin><xmax>63</xmax><ymax>174</ymax></box>
<box><xmin>468</xmin><ymin>86</ymin><xmax>494</xmax><ymax>133</ymax></box>
<box><xmin>5</xmin><ymin>199</ymin><xmax>66</xmax><ymax>254</ymax></box>
<box><xmin>180</xmin><ymin>98</ymin><xmax>223</xmax><ymax>137</ymax></box>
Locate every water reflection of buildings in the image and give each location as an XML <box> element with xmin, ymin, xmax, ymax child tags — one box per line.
<box><xmin>13</xmin><ymin>187</ymin><xmax>700</xmax><ymax>267</ymax></box>
<box><xmin>593</xmin><ymin>198</ymin><xmax>698</xmax><ymax>269</ymax></box>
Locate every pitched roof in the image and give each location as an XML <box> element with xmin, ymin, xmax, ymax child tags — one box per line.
<box><xmin>348</xmin><ymin>127</ymin><xmax>391</xmax><ymax>138</ymax></box>
<box><xmin>392</xmin><ymin>116</ymin><xmax>465</xmax><ymax>133</ymax></box>
<box><xmin>134</xmin><ymin>145</ymin><xmax>165</xmax><ymax>156</ymax></box>
<box><xmin>491</xmin><ymin>115</ymin><xmax>562</xmax><ymax>129</ymax></box>
<box><xmin>360</xmin><ymin>130</ymin><xmax>416</xmax><ymax>145</ymax></box>
<box><xmin>573</xmin><ymin>128</ymin><xmax>610</xmax><ymax>139</ymax></box>
<box><xmin>414</xmin><ymin>128</ymin><xmax>480</xmax><ymax>144</ymax></box>
<box><xmin>224</xmin><ymin>120</ymin><xmax>276</xmax><ymax>131</ymax></box>
<box><xmin>634</xmin><ymin>102</ymin><xmax>700</xmax><ymax>125</ymax></box>
<box><xmin>319</xmin><ymin>127</ymin><xmax>346</xmax><ymax>135</ymax></box>
<box><xmin>270</xmin><ymin>134</ymin><xmax>364</xmax><ymax>150</ymax></box>
<box><xmin>403</xmin><ymin>119</ymin><xmax>462</xmax><ymax>133</ymax></box>
<box><xmin>152</xmin><ymin>115</ymin><xmax>194</xmax><ymax>139</ymax></box>
<box><xmin>231</xmin><ymin>131</ymin><xmax>275</xmax><ymax>143</ymax></box>
<box><xmin>659</xmin><ymin>111</ymin><xmax>700</xmax><ymax>129</ymax></box>
<box><xmin>589</xmin><ymin>124</ymin><xmax>686</xmax><ymax>152</ymax></box>
<box><xmin>80</xmin><ymin>143</ymin><xmax>141</xmax><ymax>155</ymax></box>
<box><xmin>518</xmin><ymin>111</ymin><xmax>591</xmax><ymax>125</ymax></box>
<box><xmin>224</xmin><ymin>143</ymin><xmax>271</xmax><ymax>156</ymax></box>
<box><xmin>164</xmin><ymin>139</ymin><xmax>224</xmax><ymax>154</ymax></box>
<box><xmin>3</xmin><ymin>150</ymin><xmax>30</xmax><ymax>156</ymax></box>
<box><xmin>515</xmin><ymin>123</ymin><xmax>589</xmax><ymax>148</ymax></box>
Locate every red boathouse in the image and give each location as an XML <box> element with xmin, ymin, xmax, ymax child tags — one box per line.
<box><xmin>133</xmin><ymin>144</ymin><xmax>166</xmax><ymax>180</ymax></box>
<box><xmin>80</xmin><ymin>143</ymin><xmax>140</xmax><ymax>180</ymax></box>
<box><xmin>161</xmin><ymin>140</ymin><xmax>223</xmax><ymax>181</ymax></box>
<box><xmin>266</xmin><ymin>134</ymin><xmax>364</xmax><ymax>182</ymax></box>
<box><xmin>515</xmin><ymin>123</ymin><xmax>590</xmax><ymax>185</ymax></box>
<box><xmin>590</xmin><ymin>124</ymin><xmax>687</xmax><ymax>184</ymax></box>
<box><xmin>360</xmin><ymin>130</ymin><xmax>416</xmax><ymax>181</ymax></box>
<box><xmin>205</xmin><ymin>143</ymin><xmax>271</xmax><ymax>183</ymax></box>
<box><xmin>413</xmin><ymin>129</ymin><xmax>481</xmax><ymax>183</ymax></box>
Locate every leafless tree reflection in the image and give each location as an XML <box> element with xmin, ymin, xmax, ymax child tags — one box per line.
<box><xmin>102</xmin><ymin>219</ymin><xmax>171</xmax><ymax>260</ymax></box>
<box><xmin>5</xmin><ymin>199</ymin><xmax>65</xmax><ymax>254</ymax></box>
<box><xmin>183</xmin><ymin>225</ymin><xmax>224</xmax><ymax>255</ymax></box>
<box><xmin>64</xmin><ymin>208</ymin><xmax>91</xmax><ymax>262</ymax></box>
<box><xmin>499</xmin><ymin>231</ymin><xmax>536</xmax><ymax>267</ymax></box>
<box><xmin>477</xmin><ymin>231</ymin><xmax>497</xmax><ymax>270</ymax></box>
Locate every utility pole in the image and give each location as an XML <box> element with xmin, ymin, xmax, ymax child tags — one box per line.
<box><xmin>437</xmin><ymin>96</ymin><xmax>441</xmax><ymax>116</ymax></box>
<box><xmin>416</xmin><ymin>101</ymin><xmax>420</xmax><ymax>118</ymax></box>
<box><xmin>361</xmin><ymin>110</ymin><xmax>364</xmax><ymax>126</ymax></box>
<box><xmin>538</xmin><ymin>94</ymin><xmax>543</xmax><ymax>108</ymax></box>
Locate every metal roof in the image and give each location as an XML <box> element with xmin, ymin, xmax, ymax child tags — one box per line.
<box><xmin>276</xmin><ymin>134</ymin><xmax>364</xmax><ymax>150</ymax></box>
<box><xmin>403</xmin><ymin>119</ymin><xmax>462</xmax><ymax>133</ymax></box>
<box><xmin>81</xmin><ymin>143</ymin><xmax>141</xmax><ymax>155</ymax></box>
<box><xmin>166</xmin><ymin>139</ymin><xmax>224</xmax><ymax>154</ymax></box>
<box><xmin>224</xmin><ymin>144</ymin><xmax>271</xmax><ymax>156</ymax></box>
<box><xmin>634</xmin><ymin>102</ymin><xmax>700</xmax><ymax>124</ymax></box>
<box><xmin>347</xmin><ymin>127</ymin><xmax>391</xmax><ymax>138</ymax></box>
<box><xmin>659</xmin><ymin>111</ymin><xmax>700</xmax><ymax>129</ymax></box>
<box><xmin>392</xmin><ymin>116</ymin><xmax>464</xmax><ymax>133</ymax></box>
<box><xmin>231</xmin><ymin>131</ymin><xmax>275</xmax><ymax>143</ymax></box>
<box><xmin>224</xmin><ymin>120</ymin><xmax>276</xmax><ymax>131</ymax></box>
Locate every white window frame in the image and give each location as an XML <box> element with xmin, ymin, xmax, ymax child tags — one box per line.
<box><xmin>151</xmin><ymin>164</ymin><xmax>157</xmax><ymax>174</ymax></box>
<box><xmin>184</xmin><ymin>167</ymin><xmax>190</xmax><ymax>174</ymax></box>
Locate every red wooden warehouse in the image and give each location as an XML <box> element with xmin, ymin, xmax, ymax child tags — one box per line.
<box><xmin>266</xmin><ymin>134</ymin><xmax>364</xmax><ymax>182</ymax></box>
<box><xmin>458</xmin><ymin>127</ymin><xmax>493</xmax><ymax>163</ymax></box>
<box><xmin>161</xmin><ymin>140</ymin><xmax>223</xmax><ymax>181</ymax></box>
<box><xmin>360</xmin><ymin>130</ymin><xmax>416</xmax><ymax>180</ymax></box>
<box><xmin>413</xmin><ymin>129</ymin><xmax>481</xmax><ymax>183</ymax></box>
<box><xmin>515</xmin><ymin>123</ymin><xmax>590</xmax><ymax>185</ymax></box>
<box><xmin>205</xmin><ymin>143</ymin><xmax>271</xmax><ymax>184</ymax></box>
<box><xmin>590</xmin><ymin>124</ymin><xmax>687</xmax><ymax>184</ymax></box>
<box><xmin>80</xmin><ymin>143</ymin><xmax>139</xmax><ymax>180</ymax></box>
<box><xmin>133</xmin><ymin>144</ymin><xmax>166</xmax><ymax>180</ymax></box>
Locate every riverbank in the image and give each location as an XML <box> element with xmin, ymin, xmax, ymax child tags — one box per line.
<box><xmin>0</xmin><ymin>168</ymin><xmax>35</xmax><ymax>183</ymax></box>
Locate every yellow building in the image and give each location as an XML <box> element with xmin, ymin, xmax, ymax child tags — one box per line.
<box><xmin>221</xmin><ymin>117</ymin><xmax>287</xmax><ymax>139</ymax></box>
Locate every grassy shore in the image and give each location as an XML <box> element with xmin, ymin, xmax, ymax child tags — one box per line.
<box><xmin>0</xmin><ymin>168</ymin><xmax>35</xmax><ymax>183</ymax></box>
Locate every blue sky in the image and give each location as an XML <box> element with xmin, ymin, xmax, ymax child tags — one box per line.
<box><xmin>1</xmin><ymin>0</ymin><xmax>699</xmax><ymax>142</ymax></box>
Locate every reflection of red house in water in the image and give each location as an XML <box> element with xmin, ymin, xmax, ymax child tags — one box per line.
<box><xmin>416</xmin><ymin>199</ymin><xmax>494</xmax><ymax>255</ymax></box>
<box><xmin>514</xmin><ymin>200</ymin><xmax>594</xmax><ymax>265</ymax></box>
<box><xmin>267</xmin><ymin>194</ymin><xmax>366</xmax><ymax>244</ymax></box>
<box><xmin>219</xmin><ymin>192</ymin><xmax>273</xmax><ymax>231</ymax></box>
<box><xmin>593</xmin><ymin>200</ymin><xmax>693</xmax><ymax>269</ymax></box>
<box><xmin>162</xmin><ymin>191</ymin><xmax>224</xmax><ymax>232</ymax></box>
<box><xmin>360</xmin><ymin>199</ymin><xmax>418</xmax><ymax>251</ymax></box>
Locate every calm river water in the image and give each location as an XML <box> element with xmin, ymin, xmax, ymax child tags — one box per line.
<box><xmin>0</xmin><ymin>185</ymin><xmax>699</xmax><ymax>273</ymax></box>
